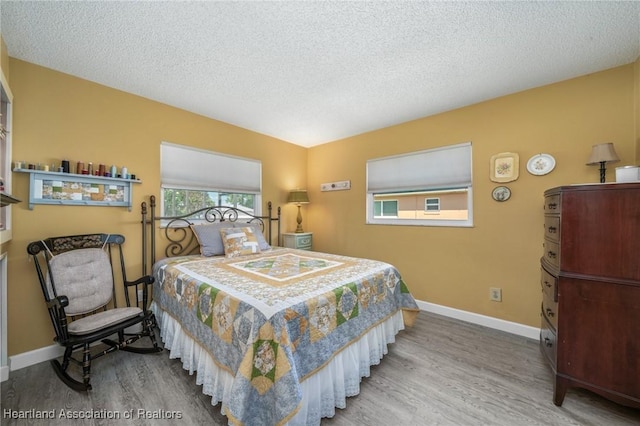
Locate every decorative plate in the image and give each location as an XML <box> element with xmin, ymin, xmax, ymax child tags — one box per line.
<box><xmin>527</xmin><ymin>153</ymin><xmax>556</xmax><ymax>176</ymax></box>
<box><xmin>492</xmin><ymin>186</ymin><xmax>511</xmax><ymax>202</ymax></box>
<box><xmin>490</xmin><ymin>152</ymin><xmax>519</xmax><ymax>183</ymax></box>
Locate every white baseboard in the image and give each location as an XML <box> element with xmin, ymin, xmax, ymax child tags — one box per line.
<box><xmin>416</xmin><ymin>299</ymin><xmax>540</xmax><ymax>340</ymax></box>
<box><xmin>7</xmin><ymin>343</ymin><xmax>65</xmax><ymax>375</ymax></box>
<box><xmin>1</xmin><ymin>302</ymin><xmax>539</xmax><ymax>383</ymax></box>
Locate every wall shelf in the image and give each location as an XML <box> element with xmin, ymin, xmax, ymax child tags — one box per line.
<box><xmin>0</xmin><ymin>192</ymin><xmax>20</xmax><ymax>207</ymax></box>
<box><xmin>13</xmin><ymin>169</ymin><xmax>141</xmax><ymax>210</ymax></box>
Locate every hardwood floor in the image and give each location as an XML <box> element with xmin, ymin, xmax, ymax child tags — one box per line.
<box><xmin>2</xmin><ymin>312</ymin><xmax>639</xmax><ymax>425</ymax></box>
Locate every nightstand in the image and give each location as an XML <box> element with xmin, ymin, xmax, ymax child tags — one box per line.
<box><xmin>282</xmin><ymin>232</ymin><xmax>312</xmax><ymax>250</ymax></box>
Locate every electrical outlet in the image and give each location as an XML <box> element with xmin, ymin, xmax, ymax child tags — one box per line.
<box><xmin>490</xmin><ymin>287</ymin><xmax>502</xmax><ymax>302</ymax></box>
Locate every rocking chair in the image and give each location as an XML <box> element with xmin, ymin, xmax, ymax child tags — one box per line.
<box><xmin>26</xmin><ymin>233</ymin><xmax>162</xmax><ymax>391</ymax></box>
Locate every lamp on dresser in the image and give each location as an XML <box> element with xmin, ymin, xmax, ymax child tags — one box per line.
<box><xmin>287</xmin><ymin>189</ymin><xmax>310</xmax><ymax>233</ymax></box>
<box><xmin>586</xmin><ymin>142</ymin><xmax>619</xmax><ymax>183</ymax></box>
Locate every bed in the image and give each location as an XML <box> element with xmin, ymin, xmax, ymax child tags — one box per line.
<box><xmin>141</xmin><ymin>196</ymin><xmax>419</xmax><ymax>425</ymax></box>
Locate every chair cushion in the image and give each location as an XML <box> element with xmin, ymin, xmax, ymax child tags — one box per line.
<box><xmin>48</xmin><ymin>248</ymin><xmax>113</xmax><ymax>315</ymax></box>
<box><xmin>68</xmin><ymin>307</ymin><xmax>143</xmax><ymax>335</ymax></box>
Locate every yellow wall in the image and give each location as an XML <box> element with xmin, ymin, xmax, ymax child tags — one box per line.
<box><xmin>307</xmin><ymin>64</ymin><xmax>636</xmax><ymax>328</ymax></box>
<box><xmin>6</xmin><ymin>58</ymin><xmax>307</xmax><ymax>355</ymax></box>
<box><xmin>3</xmin><ymin>50</ymin><xmax>638</xmax><ymax>356</ymax></box>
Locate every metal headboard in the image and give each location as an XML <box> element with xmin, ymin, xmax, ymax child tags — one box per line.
<box><xmin>141</xmin><ymin>195</ymin><xmax>280</xmax><ymax>275</ymax></box>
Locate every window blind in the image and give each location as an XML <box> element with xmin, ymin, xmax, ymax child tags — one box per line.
<box><xmin>160</xmin><ymin>142</ymin><xmax>261</xmax><ymax>193</ymax></box>
<box><xmin>367</xmin><ymin>142</ymin><xmax>472</xmax><ymax>193</ymax></box>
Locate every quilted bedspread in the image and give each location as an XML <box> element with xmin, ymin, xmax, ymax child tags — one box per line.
<box><xmin>152</xmin><ymin>247</ymin><xmax>419</xmax><ymax>425</ymax></box>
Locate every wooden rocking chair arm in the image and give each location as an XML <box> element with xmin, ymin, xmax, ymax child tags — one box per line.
<box><xmin>47</xmin><ymin>295</ymin><xmax>69</xmax><ymax>310</ymax></box>
<box><xmin>47</xmin><ymin>295</ymin><xmax>70</xmax><ymax>341</ymax></box>
<box><xmin>123</xmin><ymin>275</ymin><xmax>154</xmax><ymax>312</ymax></box>
<box><xmin>124</xmin><ymin>275</ymin><xmax>154</xmax><ymax>288</ymax></box>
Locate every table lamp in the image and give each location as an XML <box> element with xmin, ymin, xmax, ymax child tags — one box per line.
<box><xmin>586</xmin><ymin>142</ymin><xmax>619</xmax><ymax>183</ymax></box>
<box><xmin>287</xmin><ymin>189</ymin><xmax>310</xmax><ymax>233</ymax></box>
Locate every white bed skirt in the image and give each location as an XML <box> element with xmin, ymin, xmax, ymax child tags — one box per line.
<box><xmin>151</xmin><ymin>302</ymin><xmax>405</xmax><ymax>425</ymax></box>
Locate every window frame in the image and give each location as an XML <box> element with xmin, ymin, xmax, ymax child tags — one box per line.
<box><xmin>373</xmin><ymin>199</ymin><xmax>399</xmax><ymax>218</ymax></box>
<box><xmin>160</xmin><ymin>142</ymin><xmax>262</xmax><ymax>223</ymax></box>
<box><xmin>424</xmin><ymin>197</ymin><xmax>441</xmax><ymax>213</ymax></box>
<box><xmin>366</xmin><ymin>142</ymin><xmax>473</xmax><ymax>227</ymax></box>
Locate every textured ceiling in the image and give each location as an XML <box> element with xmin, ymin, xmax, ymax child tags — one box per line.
<box><xmin>1</xmin><ymin>1</ymin><xmax>639</xmax><ymax>147</ymax></box>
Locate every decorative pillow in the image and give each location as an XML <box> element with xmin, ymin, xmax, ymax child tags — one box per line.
<box><xmin>220</xmin><ymin>227</ymin><xmax>262</xmax><ymax>258</ymax></box>
<box><xmin>190</xmin><ymin>222</ymin><xmax>233</xmax><ymax>256</ymax></box>
<box><xmin>234</xmin><ymin>222</ymin><xmax>271</xmax><ymax>251</ymax></box>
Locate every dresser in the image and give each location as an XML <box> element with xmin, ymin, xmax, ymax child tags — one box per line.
<box><xmin>540</xmin><ymin>183</ymin><xmax>640</xmax><ymax>408</ymax></box>
<box><xmin>282</xmin><ymin>232</ymin><xmax>313</xmax><ymax>250</ymax></box>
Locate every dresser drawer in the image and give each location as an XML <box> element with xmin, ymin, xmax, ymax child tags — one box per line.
<box><xmin>282</xmin><ymin>233</ymin><xmax>313</xmax><ymax>250</ymax></box>
<box><xmin>540</xmin><ymin>312</ymin><xmax>557</xmax><ymax>369</ymax></box>
<box><xmin>540</xmin><ymin>267</ymin><xmax>558</xmax><ymax>302</ymax></box>
<box><xmin>543</xmin><ymin>240</ymin><xmax>560</xmax><ymax>268</ymax></box>
<box><xmin>296</xmin><ymin>237</ymin><xmax>311</xmax><ymax>250</ymax></box>
<box><xmin>542</xmin><ymin>290</ymin><xmax>558</xmax><ymax>330</ymax></box>
<box><xmin>296</xmin><ymin>235</ymin><xmax>312</xmax><ymax>248</ymax></box>
<box><xmin>544</xmin><ymin>194</ymin><xmax>561</xmax><ymax>214</ymax></box>
<box><xmin>544</xmin><ymin>216</ymin><xmax>560</xmax><ymax>243</ymax></box>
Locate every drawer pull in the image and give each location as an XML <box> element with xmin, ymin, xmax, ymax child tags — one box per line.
<box><xmin>544</xmin><ymin>280</ymin><xmax>552</xmax><ymax>288</ymax></box>
<box><xmin>547</xmin><ymin>251</ymin><xmax>557</xmax><ymax>259</ymax></box>
<box><xmin>544</xmin><ymin>337</ymin><xmax>553</xmax><ymax>348</ymax></box>
<box><xmin>546</xmin><ymin>308</ymin><xmax>555</xmax><ymax>318</ymax></box>
<box><xmin>547</xmin><ymin>203</ymin><xmax>558</xmax><ymax>210</ymax></box>
<box><xmin>547</xmin><ymin>226</ymin><xmax>557</xmax><ymax>234</ymax></box>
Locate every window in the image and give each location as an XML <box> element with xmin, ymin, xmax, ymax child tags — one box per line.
<box><xmin>366</xmin><ymin>142</ymin><xmax>473</xmax><ymax>227</ymax></box>
<box><xmin>162</xmin><ymin>189</ymin><xmax>257</xmax><ymax>218</ymax></box>
<box><xmin>374</xmin><ymin>199</ymin><xmax>398</xmax><ymax>217</ymax></box>
<box><xmin>425</xmin><ymin>197</ymin><xmax>440</xmax><ymax>213</ymax></box>
<box><xmin>160</xmin><ymin>142</ymin><xmax>262</xmax><ymax>220</ymax></box>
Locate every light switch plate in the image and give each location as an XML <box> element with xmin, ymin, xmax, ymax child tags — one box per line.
<box><xmin>321</xmin><ymin>180</ymin><xmax>351</xmax><ymax>191</ymax></box>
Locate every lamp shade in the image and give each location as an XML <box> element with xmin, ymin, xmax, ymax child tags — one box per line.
<box><xmin>287</xmin><ymin>189</ymin><xmax>310</xmax><ymax>204</ymax></box>
<box><xmin>586</xmin><ymin>143</ymin><xmax>620</xmax><ymax>165</ymax></box>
